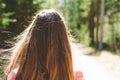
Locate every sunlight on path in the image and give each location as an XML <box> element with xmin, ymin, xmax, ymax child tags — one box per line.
<box><xmin>71</xmin><ymin>43</ymin><xmax>119</xmax><ymax>80</ymax></box>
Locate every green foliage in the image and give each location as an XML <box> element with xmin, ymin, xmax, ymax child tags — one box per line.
<box><xmin>59</xmin><ymin>0</ymin><xmax>91</xmax><ymax>43</ymax></box>
<box><xmin>115</xmin><ymin>19</ymin><xmax>120</xmax><ymax>42</ymax></box>
<box><xmin>105</xmin><ymin>0</ymin><xmax>120</xmax><ymax>14</ymax></box>
<box><xmin>78</xmin><ymin>24</ymin><xmax>90</xmax><ymax>46</ymax></box>
<box><xmin>1</xmin><ymin>12</ymin><xmax>16</xmax><ymax>28</ymax></box>
<box><xmin>33</xmin><ymin>0</ymin><xmax>44</xmax><ymax>8</ymax></box>
<box><xmin>104</xmin><ymin>0</ymin><xmax>120</xmax><ymax>46</ymax></box>
<box><xmin>0</xmin><ymin>2</ymin><xmax>6</xmax><ymax>9</ymax></box>
<box><xmin>0</xmin><ymin>1</ymin><xmax>16</xmax><ymax>28</ymax></box>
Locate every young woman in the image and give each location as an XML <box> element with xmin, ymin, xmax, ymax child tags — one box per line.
<box><xmin>6</xmin><ymin>9</ymin><xmax>83</xmax><ymax>80</ymax></box>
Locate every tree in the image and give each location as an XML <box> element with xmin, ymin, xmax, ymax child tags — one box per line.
<box><xmin>99</xmin><ymin>0</ymin><xmax>105</xmax><ymax>50</ymax></box>
<box><xmin>87</xmin><ymin>0</ymin><xmax>96</xmax><ymax>46</ymax></box>
<box><xmin>95</xmin><ymin>0</ymin><xmax>100</xmax><ymax>48</ymax></box>
<box><xmin>105</xmin><ymin>0</ymin><xmax>120</xmax><ymax>51</ymax></box>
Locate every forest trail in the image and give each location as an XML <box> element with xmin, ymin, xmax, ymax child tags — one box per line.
<box><xmin>71</xmin><ymin>43</ymin><xmax>120</xmax><ymax>80</ymax></box>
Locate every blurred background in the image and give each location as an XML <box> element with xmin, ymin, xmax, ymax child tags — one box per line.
<box><xmin>0</xmin><ymin>0</ymin><xmax>120</xmax><ymax>80</ymax></box>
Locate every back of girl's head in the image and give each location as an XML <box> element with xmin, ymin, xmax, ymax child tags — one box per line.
<box><xmin>6</xmin><ymin>9</ymin><xmax>74</xmax><ymax>80</ymax></box>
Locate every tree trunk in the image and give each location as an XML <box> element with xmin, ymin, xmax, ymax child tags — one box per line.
<box><xmin>109</xmin><ymin>3</ymin><xmax>115</xmax><ymax>51</ymax></box>
<box><xmin>99</xmin><ymin>0</ymin><xmax>105</xmax><ymax>50</ymax></box>
<box><xmin>95</xmin><ymin>0</ymin><xmax>100</xmax><ymax>48</ymax></box>
<box><xmin>88</xmin><ymin>0</ymin><xmax>96</xmax><ymax>46</ymax></box>
<box><xmin>111</xmin><ymin>20</ymin><xmax>114</xmax><ymax>51</ymax></box>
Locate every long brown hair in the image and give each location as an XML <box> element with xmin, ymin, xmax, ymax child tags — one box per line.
<box><xmin>6</xmin><ymin>9</ymin><xmax>74</xmax><ymax>80</ymax></box>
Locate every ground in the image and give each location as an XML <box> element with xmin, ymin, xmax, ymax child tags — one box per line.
<box><xmin>72</xmin><ymin>43</ymin><xmax>120</xmax><ymax>80</ymax></box>
<box><xmin>0</xmin><ymin>43</ymin><xmax>120</xmax><ymax>80</ymax></box>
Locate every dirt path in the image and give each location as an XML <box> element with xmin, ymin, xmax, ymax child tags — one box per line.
<box><xmin>71</xmin><ymin>43</ymin><xmax>120</xmax><ymax>80</ymax></box>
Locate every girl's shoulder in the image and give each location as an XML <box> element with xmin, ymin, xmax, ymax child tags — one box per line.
<box><xmin>7</xmin><ymin>68</ymin><xmax>18</xmax><ymax>80</ymax></box>
<box><xmin>75</xmin><ymin>71</ymin><xmax>84</xmax><ymax>80</ymax></box>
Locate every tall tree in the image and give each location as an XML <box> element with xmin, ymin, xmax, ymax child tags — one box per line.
<box><xmin>99</xmin><ymin>0</ymin><xmax>105</xmax><ymax>50</ymax></box>
<box><xmin>95</xmin><ymin>0</ymin><xmax>100</xmax><ymax>48</ymax></box>
<box><xmin>88</xmin><ymin>0</ymin><xmax>96</xmax><ymax>46</ymax></box>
